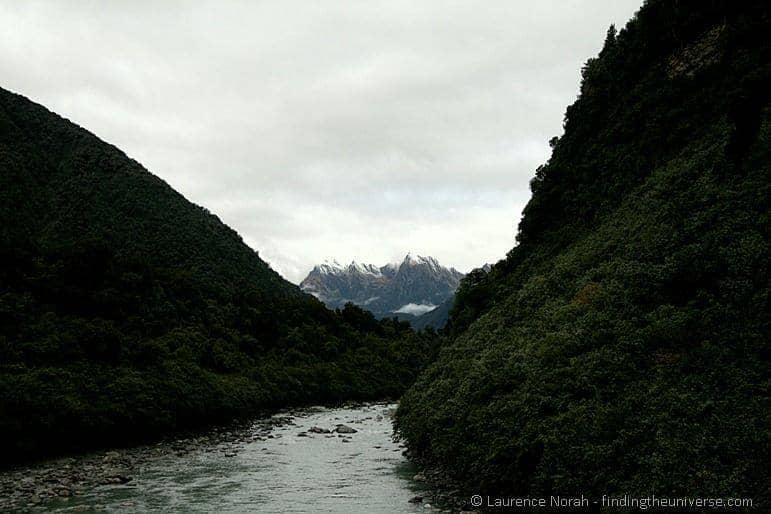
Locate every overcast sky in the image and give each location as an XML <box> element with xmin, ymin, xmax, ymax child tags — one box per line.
<box><xmin>1</xmin><ymin>0</ymin><xmax>641</xmax><ymax>283</ymax></box>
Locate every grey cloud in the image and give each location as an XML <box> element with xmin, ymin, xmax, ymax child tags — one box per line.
<box><xmin>0</xmin><ymin>0</ymin><xmax>642</xmax><ymax>282</ymax></box>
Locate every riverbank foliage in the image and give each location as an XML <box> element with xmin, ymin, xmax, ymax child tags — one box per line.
<box><xmin>397</xmin><ymin>0</ymin><xmax>769</xmax><ymax>503</ymax></box>
<box><xmin>0</xmin><ymin>87</ymin><xmax>439</xmax><ymax>465</ymax></box>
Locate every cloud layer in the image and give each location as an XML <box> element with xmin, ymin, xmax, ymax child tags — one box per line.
<box><xmin>0</xmin><ymin>0</ymin><xmax>641</xmax><ymax>282</ymax></box>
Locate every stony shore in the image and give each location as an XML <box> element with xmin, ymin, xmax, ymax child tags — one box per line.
<box><xmin>0</xmin><ymin>414</ymin><xmax>296</xmax><ymax>511</ymax></box>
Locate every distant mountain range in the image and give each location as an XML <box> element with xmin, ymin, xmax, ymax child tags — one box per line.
<box><xmin>300</xmin><ymin>254</ymin><xmax>464</xmax><ymax>326</ymax></box>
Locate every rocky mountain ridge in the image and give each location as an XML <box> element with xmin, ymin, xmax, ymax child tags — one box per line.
<box><xmin>300</xmin><ymin>254</ymin><xmax>464</xmax><ymax>322</ymax></box>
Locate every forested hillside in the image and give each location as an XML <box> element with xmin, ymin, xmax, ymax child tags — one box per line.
<box><xmin>397</xmin><ymin>0</ymin><xmax>770</xmax><ymax>503</ymax></box>
<box><xmin>0</xmin><ymin>87</ymin><xmax>438</xmax><ymax>464</ymax></box>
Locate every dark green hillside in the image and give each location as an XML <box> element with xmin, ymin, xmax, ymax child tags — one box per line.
<box><xmin>0</xmin><ymin>87</ymin><xmax>438</xmax><ymax>464</ymax></box>
<box><xmin>0</xmin><ymin>89</ymin><xmax>289</xmax><ymax>294</ymax></box>
<box><xmin>397</xmin><ymin>0</ymin><xmax>770</xmax><ymax>503</ymax></box>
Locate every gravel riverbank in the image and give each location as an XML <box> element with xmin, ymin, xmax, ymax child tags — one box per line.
<box><xmin>0</xmin><ymin>415</ymin><xmax>294</xmax><ymax>511</ymax></box>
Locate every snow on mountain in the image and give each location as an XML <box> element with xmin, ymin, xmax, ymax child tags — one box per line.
<box><xmin>299</xmin><ymin>254</ymin><xmax>464</xmax><ymax>324</ymax></box>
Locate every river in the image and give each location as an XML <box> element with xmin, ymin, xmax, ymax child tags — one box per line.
<box><xmin>0</xmin><ymin>403</ymin><xmax>442</xmax><ymax>513</ymax></box>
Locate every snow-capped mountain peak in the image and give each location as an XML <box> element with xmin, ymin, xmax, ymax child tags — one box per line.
<box><xmin>400</xmin><ymin>253</ymin><xmax>441</xmax><ymax>270</ymax></box>
<box><xmin>346</xmin><ymin>261</ymin><xmax>383</xmax><ymax>276</ymax></box>
<box><xmin>300</xmin><ymin>254</ymin><xmax>465</xmax><ymax>324</ymax></box>
<box><xmin>314</xmin><ymin>259</ymin><xmax>344</xmax><ymax>275</ymax></box>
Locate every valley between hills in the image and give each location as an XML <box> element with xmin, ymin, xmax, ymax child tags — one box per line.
<box><xmin>1</xmin><ymin>0</ymin><xmax>769</xmax><ymax>511</ymax></box>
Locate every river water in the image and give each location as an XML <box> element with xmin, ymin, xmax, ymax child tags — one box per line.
<box><xmin>5</xmin><ymin>403</ymin><xmax>437</xmax><ymax>513</ymax></box>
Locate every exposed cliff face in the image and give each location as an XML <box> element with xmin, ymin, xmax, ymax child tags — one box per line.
<box><xmin>300</xmin><ymin>254</ymin><xmax>464</xmax><ymax>322</ymax></box>
<box><xmin>397</xmin><ymin>0</ymin><xmax>770</xmax><ymax>502</ymax></box>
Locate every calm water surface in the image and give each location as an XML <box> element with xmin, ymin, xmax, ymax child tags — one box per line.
<box><xmin>42</xmin><ymin>403</ymin><xmax>428</xmax><ymax>513</ymax></box>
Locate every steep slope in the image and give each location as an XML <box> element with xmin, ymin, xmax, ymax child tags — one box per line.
<box><xmin>397</xmin><ymin>0</ymin><xmax>770</xmax><ymax>502</ymax></box>
<box><xmin>405</xmin><ymin>298</ymin><xmax>453</xmax><ymax>331</ymax></box>
<box><xmin>0</xmin><ymin>90</ymin><xmax>290</xmax><ymax>296</ymax></box>
<box><xmin>300</xmin><ymin>254</ymin><xmax>464</xmax><ymax>322</ymax></box>
<box><xmin>0</xmin><ymin>87</ymin><xmax>438</xmax><ymax>464</ymax></box>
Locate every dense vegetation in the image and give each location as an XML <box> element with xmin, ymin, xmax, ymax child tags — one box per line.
<box><xmin>397</xmin><ymin>0</ymin><xmax>770</xmax><ymax>504</ymax></box>
<box><xmin>0</xmin><ymin>87</ymin><xmax>438</xmax><ymax>465</ymax></box>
